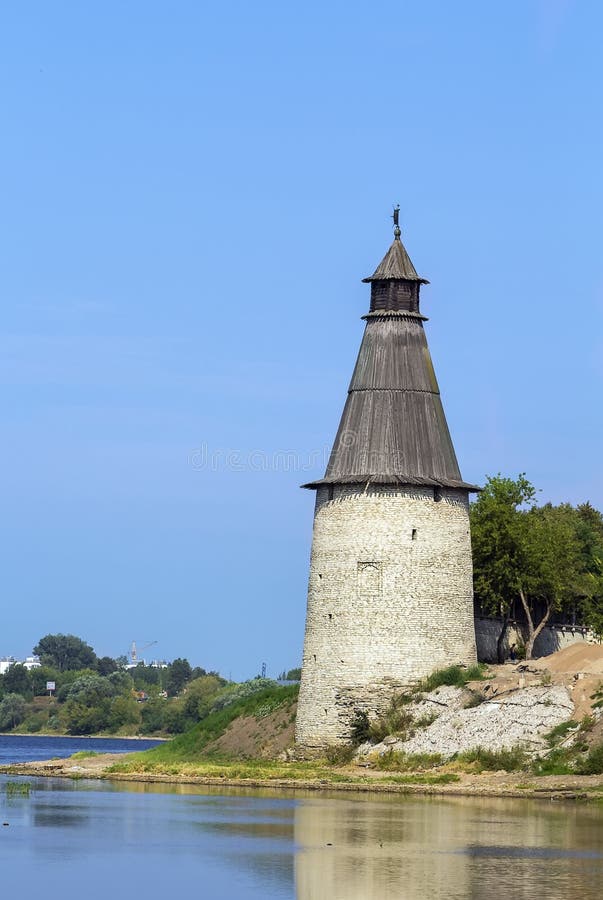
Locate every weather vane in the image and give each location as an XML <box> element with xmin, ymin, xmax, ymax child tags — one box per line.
<box><xmin>392</xmin><ymin>204</ymin><xmax>401</xmax><ymax>238</ymax></box>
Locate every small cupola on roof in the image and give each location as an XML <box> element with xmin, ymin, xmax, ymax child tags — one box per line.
<box><xmin>362</xmin><ymin>206</ymin><xmax>429</xmax><ymax>315</ymax></box>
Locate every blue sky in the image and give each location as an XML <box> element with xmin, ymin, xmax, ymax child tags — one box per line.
<box><xmin>1</xmin><ymin>1</ymin><xmax>601</xmax><ymax>679</ymax></box>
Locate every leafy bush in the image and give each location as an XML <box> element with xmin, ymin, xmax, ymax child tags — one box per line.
<box><xmin>61</xmin><ymin>700</ymin><xmax>111</xmax><ymax>735</ymax></box>
<box><xmin>140</xmin><ymin>699</ymin><xmax>169</xmax><ymax>734</ymax></box>
<box><xmin>108</xmin><ymin>695</ymin><xmax>142</xmax><ymax>732</ymax></box>
<box><xmin>208</xmin><ymin>678</ymin><xmax>280</xmax><ymax>714</ymax></box>
<box><xmin>0</xmin><ymin>694</ymin><xmax>27</xmax><ymax>729</ymax></box>
<box><xmin>324</xmin><ymin>744</ymin><xmax>356</xmax><ymax>765</ymax></box>
<box><xmin>456</xmin><ymin>746</ymin><xmax>528</xmax><ymax>772</ymax></box>
<box><xmin>23</xmin><ymin>711</ymin><xmax>48</xmax><ymax>733</ymax></box>
<box><xmin>532</xmin><ymin>748</ymin><xmax>574</xmax><ymax>776</ymax></box>
<box><xmin>350</xmin><ymin>710</ymin><xmax>370</xmax><ymax>745</ymax></box>
<box><xmin>56</xmin><ymin>672</ymin><xmax>107</xmax><ymax>703</ymax></box>
<box><xmin>181</xmin><ymin>675</ymin><xmax>230</xmax><ymax>722</ymax></box>
<box><xmin>576</xmin><ymin>743</ymin><xmax>603</xmax><ymax>775</ymax></box>
<box><xmin>368</xmin><ymin>701</ymin><xmax>414</xmax><ymax>743</ymax></box>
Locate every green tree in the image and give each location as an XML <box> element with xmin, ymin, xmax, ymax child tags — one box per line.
<box><xmin>470</xmin><ymin>474</ymin><xmax>536</xmax><ymax>661</ymax></box>
<box><xmin>30</xmin><ymin>665</ymin><xmax>60</xmax><ymax>697</ymax></box>
<box><xmin>161</xmin><ymin>700</ymin><xmax>187</xmax><ymax>733</ymax></box>
<box><xmin>181</xmin><ymin>675</ymin><xmax>226</xmax><ymax>723</ymax></box>
<box><xmin>33</xmin><ymin>634</ymin><xmax>97</xmax><ymax>672</ymax></box>
<box><xmin>574</xmin><ymin>503</ymin><xmax>603</xmax><ymax>636</ymax></box>
<box><xmin>520</xmin><ymin>503</ymin><xmax>582</xmax><ymax>659</ymax></box>
<box><xmin>140</xmin><ymin>698</ymin><xmax>168</xmax><ymax>734</ymax></box>
<box><xmin>58</xmin><ymin>674</ymin><xmax>115</xmax><ymax>705</ymax></box>
<box><xmin>130</xmin><ymin>664</ymin><xmax>160</xmax><ymax>689</ymax></box>
<box><xmin>60</xmin><ymin>700</ymin><xmax>111</xmax><ymax>735</ymax></box>
<box><xmin>97</xmin><ymin>656</ymin><xmax>118</xmax><ymax>676</ymax></box>
<box><xmin>471</xmin><ymin>476</ymin><xmax>598</xmax><ymax>660</ymax></box>
<box><xmin>108</xmin><ymin>695</ymin><xmax>142</xmax><ymax>732</ymax></box>
<box><xmin>0</xmin><ymin>693</ymin><xmax>27</xmax><ymax>729</ymax></box>
<box><xmin>2</xmin><ymin>664</ymin><xmax>32</xmax><ymax>698</ymax></box>
<box><xmin>166</xmin><ymin>658</ymin><xmax>193</xmax><ymax>696</ymax></box>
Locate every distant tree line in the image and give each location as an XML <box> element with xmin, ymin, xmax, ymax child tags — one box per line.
<box><xmin>277</xmin><ymin>668</ymin><xmax>301</xmax><ymax>682</ymax></box>
<box><xmin>0</xmin><ymin>634</ymin><xmax>225</xmax><ymax>735</ymax></box>
<box><xmin>471</xmin><ymin>475</ymin><xmax>603</xmax><ymax>661</ymax></box>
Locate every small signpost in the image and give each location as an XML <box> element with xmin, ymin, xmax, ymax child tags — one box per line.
<box><xmin>46</xmin><ymin>680</ymin><xmax>55</xmax><ymax>697</ymax></box>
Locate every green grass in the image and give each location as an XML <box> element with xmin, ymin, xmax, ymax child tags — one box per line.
<box><xmin>5</xmin><ymin>781</ymin><xmax>30</xmax><ymax>796</ymax></box>
<box><xmin>417</xmin><ymin>664</ymin><xmax>488</xmax><ymax>693</ymax></box>
<box><xmin>109</xmin><ymin>754</ymin><xmax>362</xmax><ymax>782</ymax></box>
<box><xmin>545</xmin><ymin>721</ymin><xmax>578</xmax><ymax>747</ymax></box>
<box><xmin>110</xmin><ymin>683</ymin><xmax>299</xmax><ymax>769</ymax></box>
<box><xmin>107</xmin><ymin>751</ymin><xmax>462</xmax><ymax>786</ymax></box>
<box><xmin>531</xmin><ymin>748</ymin><xmax>574</xmax><ymax>776</ymax></box>
<box><xmin>368</xmin><ymin>704</ymin><xmax>415</xmax><ymax>743</ymax></box>
<box><xmin>455</xmin><ymin>746</ymin><xmax>529</xmax><ymax>772</ymax></box>
<box><xmin>70</xmin><ymin>750</ymin><xmax>101</xmax><ymax>759</ymax></box>
<box><xmin>382</xmin><ymin>773</ymin><xmax>460</xmax><ymax>785</ymax></box>
<box><xmin>372</xmin><ymin>750</ymin><xmax>444</xmax><ymax>772</ymax></box>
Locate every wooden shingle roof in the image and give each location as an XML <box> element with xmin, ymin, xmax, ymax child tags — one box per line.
<box><xmin>303</xmin><ymin>225</ymin><xmax>478</xmax><ymax>492</ymax></box>
<box><xmin>362</xmin><ymin>233</ymin><xmax>429</xmax><ymax>284</ymax></box>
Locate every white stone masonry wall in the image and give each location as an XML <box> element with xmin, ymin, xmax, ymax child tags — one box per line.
<box><xmin>295</xmin><ymin>485</ymin><xmax>477</xmax><ymax>749</ymax></box>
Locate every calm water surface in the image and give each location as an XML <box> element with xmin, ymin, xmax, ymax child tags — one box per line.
<box><xmin>0</xmin><ymin>733</ymin><xmax>162</xmax><ymax>763</ymax></box>
<box><xmin>1</xmin><ymin>737</ymin><xmax>602</xmax><ymax>899</ymax></box>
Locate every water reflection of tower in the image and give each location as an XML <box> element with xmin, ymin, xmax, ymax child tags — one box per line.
<box><xmin>294</xmin><ymin>795</ymin><xmax>602</xmax><ymax>900</ymax></box>
<box><xmin>294</xmin><ymin>795</ymin><xmax>471</xmax><ymax>900</ymax></box>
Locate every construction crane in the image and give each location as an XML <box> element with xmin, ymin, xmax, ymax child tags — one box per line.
<box><xmin>129</xmin><ymin>640</ymin><xmax>157</xmax><ymax>665</ymax></box>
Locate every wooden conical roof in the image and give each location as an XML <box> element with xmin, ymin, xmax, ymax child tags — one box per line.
<box><xmin>362</xmin><ymin>233</ymin><xmax>429</xmax><ymax>284</ymax></box>
<box><xmin>303</xmin><ymin>225</ymin><xmax>478</xmax><ymax>492</ymax></box>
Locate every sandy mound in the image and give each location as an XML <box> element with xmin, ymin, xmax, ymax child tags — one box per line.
<box><xmin>531</xmin><ymin>642</ymin><xmax>603</xmax><ymax>675</ymax></box>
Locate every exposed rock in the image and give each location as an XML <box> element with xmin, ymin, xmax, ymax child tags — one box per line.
<box><xmin>365</xmin><ymin>685</ymin><xmax>574</xmax><ymax>759</ymax></box>
<box><xmin>406</xmin><ymin>685</ymin><xmax>472</xmax><ymax>716</ymax></box>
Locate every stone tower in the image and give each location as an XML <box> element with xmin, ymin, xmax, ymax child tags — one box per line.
<box><xmin>295</xmin><ymin>211</ymin><xmax>478</xmax><ymax>750</ymax></box>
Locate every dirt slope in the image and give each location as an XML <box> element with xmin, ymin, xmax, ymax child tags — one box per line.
<box><xmin>201</xmin><ymin>700</ymin><xmax>297</xmax><ymax>758</ymax></box>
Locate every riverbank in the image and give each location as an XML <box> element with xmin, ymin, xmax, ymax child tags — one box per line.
<box><xmin>3</xmin><ymin>752</ymin><xmax>603</xmax><ymax>802</ymax></box>
<box><xmin>0</xmin><ymin>732</ymin><xmax>167</xmax><ymax>740</ymax></box>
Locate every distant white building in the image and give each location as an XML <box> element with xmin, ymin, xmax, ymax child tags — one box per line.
<box><xmin>0</xmin><ymin>656</ymin><xmax>16</xmax><ymax>675</ymax></box>
<box><xmin>0</xmin><ymin>655</ymin><xmax>42</xmax><ymax>674</ymax></box>
<box><xmin>22</xmin><ymin>655</ymin><xmax>41</xmax><ymax>670</ymax></box>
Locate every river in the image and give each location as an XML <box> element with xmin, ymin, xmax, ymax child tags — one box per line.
<box><xmin>1</xmin><ymin>736</ymin><xmax>602</xmax><ymax>899</ymax></box>
<box><xmin>0</xmin><ymin>732</ymin><xmax>163</xmax><ymax>764</ymax></box>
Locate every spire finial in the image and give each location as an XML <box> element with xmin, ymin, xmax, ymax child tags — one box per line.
<box><xmin>392</xmin><ymin>204</ymin><xmax>401</xmax><ymax>239</ymax></box>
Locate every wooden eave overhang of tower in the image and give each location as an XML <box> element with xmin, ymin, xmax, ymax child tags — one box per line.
<box><xmin>303</xmin><ymin>208</ymin><xmax>479</xmax><ymax>493</ymax></box>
